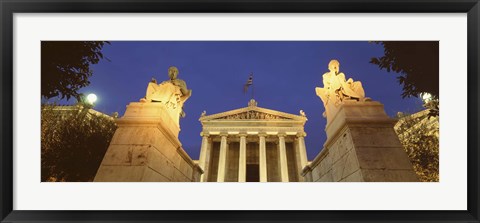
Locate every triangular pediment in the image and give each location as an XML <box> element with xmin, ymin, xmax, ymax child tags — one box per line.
<box><xmin>199</xmin><ymin>100</ymin><xmax>306</xmax><ymax>122</ymax></box>
<box><xmin>214</xmin><ymin>109</ymin><xmax>291</xmax><ymax>120</ymax></box>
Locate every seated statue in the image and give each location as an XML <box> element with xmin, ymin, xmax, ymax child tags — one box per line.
<box><xmin>316</xmin><ymin>60</ymin><xmax>369</xmax><ymax>118</ymax></box>
<box><xmin>141</xmin><ymin>66</ymin><xmax>192</xmax><ymax>117</ymax></box>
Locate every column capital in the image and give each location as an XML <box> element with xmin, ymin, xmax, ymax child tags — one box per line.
<box><xmin>220</xmin><ymin>133</ymin><xmax>229</xmax><ymax>137</ymax></box>
<box><xmin>278</xmin><ymin>133</ymin><xmax>287</xmax><ymax>138</ymax></box>
<box><xmin>239</xmin><ymin>133</ymin><xmax>248</xmax><ymax>138</ymax></box>
<box><xmin>296</xmin><ymin>132</ymin><xmax>307</xmax><ymax>137</ymax></box>
<box><xmin>258</xmin><ymin>133</ymin><xmax>267</xmax><ymax>137</ymax></box>
<box><xmin>200</xmin><ymin>132</ymin><xmax>210</xmax><ymax>137</ymax></box>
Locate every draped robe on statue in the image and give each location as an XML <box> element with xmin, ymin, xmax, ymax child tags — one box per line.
<box><xmin>316</xmin><ymin>70</ymin><xmax>366</xmax><ymax>123</ymax></box>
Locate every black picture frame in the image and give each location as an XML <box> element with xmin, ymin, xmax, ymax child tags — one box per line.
<box><xmin>1</xmin><ymin>0</ymin><xmax>479</xmax><ymax>222</ymax></box>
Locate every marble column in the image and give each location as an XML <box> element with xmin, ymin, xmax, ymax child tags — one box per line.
<box><xmin>199</xmin><ymin>132</ymin><xmax>210</xmax><ymax>182</ymax></box>
<box><xmin>238</xmin><ymin>134</ymin><xmax>247</xmax><ymax>182</ymax></box>
<box><xmin>297</xmin><ymin>132</ymin><xmax>308</xmax><ymax>172</ymax></box>
<box><xmin>278</xmin><ymin>134</ymin><xmax>289</xmax><ymax>182</ymax></box>
<box><xmin>217</xmin><ymin>134</ymin><xmax>228</xmax><ymax>182</ymax></box>
<box><xmin>259</xmin><ymin>134</ymin><xmax>268</xmax><ymax>182</ymax></box>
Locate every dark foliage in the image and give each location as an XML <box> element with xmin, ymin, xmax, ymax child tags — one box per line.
<box><xmin>370</xmin><ymin>41</ymin><xmax>439</xmax><ymax>99</ymax></box>
<box><xmin>41</xmin><ymin>103</ymin><xmax>117</xmax><ymax>182</ymax></box>
<box><xmin>424</xmin><ymin>98</ymin><xmax>439</xmax><ymax>117</ymax></box>
<box><xmin>41</xmin><ymin>41</ymin><xmax>109</xmax><ymax>101</ymax></box>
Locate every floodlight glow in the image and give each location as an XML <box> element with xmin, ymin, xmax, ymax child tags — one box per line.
<box><xmin>421</xmin><ymin>93</ymin><xmax>432</xmax><ymax>103</ymax></box>
<box><xmin>87</xmin><ymin>93</ymin><xmax>97</xmax><ymax>104</ymax></box>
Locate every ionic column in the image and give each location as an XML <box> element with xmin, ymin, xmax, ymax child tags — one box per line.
<box><xmin>278</xmin><ymin>134</ymin><xmax>289</xmax><ymax>182</ymax></box>
<box><xmin>238</xmin><ymin>134</ymin><xmax>247</xmax><ymax>182</ymax></box>
<box><xmin>259</xmin><ymin>134</ymin><xmax>268</xmax><ymax>182</ymax></box>
<box><xmin>296</xmin><ymin>132</ymin><xmax>308</xmax><ymax>173</ymax></box>
<box><xmin>199</xmin><ymin>132</ymin><xmax>210</xmax><ymax>182</ymax></box>
<box><xmin>217</xmin><ymin>134</ymin><xmax>228</xmax><ymax>182</ymax></box>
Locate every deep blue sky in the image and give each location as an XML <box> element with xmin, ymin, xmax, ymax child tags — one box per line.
<box><xmin>70</xmin><ymin>41</ymin><xmax>424</xmax><ymax>160</ymax></box>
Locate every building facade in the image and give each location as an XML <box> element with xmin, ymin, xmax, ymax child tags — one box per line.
<box><xmin>198</xmin><ymin>99</ymin><xmax>308</xmax><ymax>182</ymax></box>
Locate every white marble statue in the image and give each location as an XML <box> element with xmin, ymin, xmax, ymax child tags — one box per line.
<box><xmin>316</xmin><ymin>60</ymin><xmax>369</xmax><ymax>119</ymax></box>
<box><xmin>141</xmin><ymin>66</ymin><xmax>191</xmax><ymax>117</ymax></box>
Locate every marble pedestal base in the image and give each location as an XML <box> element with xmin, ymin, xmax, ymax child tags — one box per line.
<box><xmin>94</xmin><ymin>102</ymin><xmax>202</xmax><ymax>182</ymax></box>
<box><xmin>303</xmin><ymin>101</ymin><xmax>418</xmax><ymax>182</ymax></box>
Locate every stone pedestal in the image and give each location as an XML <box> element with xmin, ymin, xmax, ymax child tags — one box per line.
<box><xmin>94</xmin><ymin>102</ymin><xmax>202</xmax><ymax>182</ymax></box>
<box><xmin>303</xmin><ymin>101</ymin><xmax>418</xmax><ymax>182</ymax></box>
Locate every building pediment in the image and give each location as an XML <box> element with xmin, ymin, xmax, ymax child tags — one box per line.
<box><xmin>199</xmin><ymin>99</ymin><xmax>307</xmax><ymax>122</ymax></box>
<box><xmin>212</xmin><ymin>110</ymin><xmax>291</xmax><ymax>120</ymax></box>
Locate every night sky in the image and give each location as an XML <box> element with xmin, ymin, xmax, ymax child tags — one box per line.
<box><xmin>70</xmin><ymin>41</ymin><xmax>424</xmax><ymax>160</ymax></box>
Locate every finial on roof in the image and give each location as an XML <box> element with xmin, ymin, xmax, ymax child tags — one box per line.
<box><xmin>248</xmin><ymin>99</ymin><xmax>258</xmax><ymax>107</ymax></box>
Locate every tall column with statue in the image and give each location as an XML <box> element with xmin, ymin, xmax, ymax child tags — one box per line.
<box><xmin>94</xmin><ymin>66</ymin><xmax>202</xmax><ymax>182</ymax></box>
<box><xmin>302</xmin><ymin>60</ymin><xmax>418</xmax><ymax>182</ymax></box>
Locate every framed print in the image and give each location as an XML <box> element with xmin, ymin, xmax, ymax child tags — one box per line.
<box><xmin>1</xmin><ymin>0</ymin><xmax>479</xmax><ymax>222</ymax></box>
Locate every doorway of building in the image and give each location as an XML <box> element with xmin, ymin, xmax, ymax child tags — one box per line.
<box><xmin>246</xmin><ymin>164</ymin><xmax>260</xmax><ymax>182</ymax></box>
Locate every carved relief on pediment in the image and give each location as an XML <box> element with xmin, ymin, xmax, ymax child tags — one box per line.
<box><xmin>216</xmin><ymin>110</ymin><xmax>289</xmax><ymax>120</ymax></box>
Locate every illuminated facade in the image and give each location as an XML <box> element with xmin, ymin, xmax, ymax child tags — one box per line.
<box><xmin>198</xmin><ymin>99</ymin><xmax>308</xmax><ymax>182</ymax></box>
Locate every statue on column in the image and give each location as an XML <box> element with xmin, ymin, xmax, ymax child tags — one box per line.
<box><xmin>141</xmin><ymin>66</ymin><xmax>192</xmax><ymax>117</ymax></box>
<box><xmin>315</xmin><ymin>59</ymin><xmax>370</xmax><ymax>119</ymax></box>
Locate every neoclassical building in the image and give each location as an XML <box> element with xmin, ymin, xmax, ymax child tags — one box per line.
<box><xmin>197</xmin><ymin>99</ymin><xmax>308</xmax><ymax>182</ymax></box>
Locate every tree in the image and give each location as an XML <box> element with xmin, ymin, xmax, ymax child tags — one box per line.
<box><xmin>41</xmin><ymin>103</ymin><xmax>117</xmax><ymax>182</ymax></box>
<box><xmin>395</xmin><ymin>111</ymin><xmax>439</xmax><ymax>182</ymax></box>
<box><xmin>41</xmin><ymin>41</ymin><xmax>109</xmax><ymax>101</ymax></box>
<box><xmin>370</xmin><ymin>41</ymin><xmax>439</xmax><ymax>99</ymax></box>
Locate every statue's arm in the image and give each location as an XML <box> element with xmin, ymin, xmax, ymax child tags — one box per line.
<box><xmin>322</xmin><ymin>74</ymin><xmax>330</xmax><ymax>89</ymax></box>
<box><xmin>173</xmin><ymin>79</ymin><xmax>191</xmax><ymax>101</ymax></box>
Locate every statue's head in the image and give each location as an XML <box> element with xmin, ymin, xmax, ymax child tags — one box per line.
<box><xmin>328</xmin><ymin>60</ymin><xmax>340</xmax><ymax>74</ymax></box>
<box><xmin>168</xmin><ymin>66</ymin><xmax>179</xmax><ymax>80</ymax></box>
